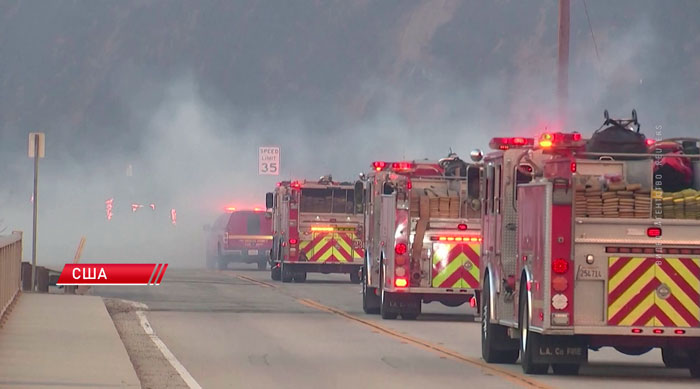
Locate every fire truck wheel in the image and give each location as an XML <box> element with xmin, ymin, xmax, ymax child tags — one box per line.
<box><xmin>362</xmin><ymin>268</ymin><xmax>380</xmax><ymax>314</ymax></box>
<box><xmin>481</xmin><ymin>279</ymin><xmax>519</xmax><ymax>363</ymax></box>
<box><xmin>293</xmin><ymin>272</ymin><xmax>307</xmax><ymax>282</ymax></box>
<box><xmin>350</xmin><ymin>270</ymin><xmax>361</xmax><ymax>284</ymax></box>
<box><xmin>380</xmin><ymin>291</ymin><xmax>398</xmax><ymax>320</ymax></box>
<box><xmin>519</xmin><ymin>289</ymin><xmax>549</xmax><ymax>375</ymax></box>
<box><xmin>662</xmin><ymin>347</ymin><xmax>689</xmax><ymax>368</ymax></box>
<box><xmin>281</xmin><ymin>263</ymin><xmax>293</xmax><ymax>283</ymax></box>
<box><xmin>551</xmin><ymin>363</ymin><xmax>579</xmax><ymax>375</ymax></box>
<box><xmin>257</xmin><ymin>260</ymin><xmax>267</xmax><ymax>270</ymax></box>
<box><xmin>271</xmin><ymin>265</ymin><xmax>281</xmax><ymax>281</ymax></box>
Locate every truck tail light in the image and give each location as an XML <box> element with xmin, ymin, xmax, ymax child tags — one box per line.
<box><xmin>395</xmin><ymin>242</ymin><xmax>407</xmax><ymax>255</ymax></box>
<box><xmin>570</xmin><ymin>162</ymin><xmax>577</xmax><ymax>172</ymax></box>
<box><xmin>552</xmin><ymin>258</ymin><xmax>568</xmax><ymax>274</ymax></box>
<box><xmin>647</xmin><ymin>227</ymin><xmax>662</xmax><ymax>237</ymax></box>
<box><xmin>289</xmin><ymin>238</ymin><xmax>298</xmax><ymax>245</ymax></box>
<box><xmin>457</xmin><ymin>223</ymin><xmax>467</xmax><ymax>231</ymax></box>
<box><xmin>395</xmin><ymin>278</ymin><xmax>408</xmax><ymax>287</ymax></box>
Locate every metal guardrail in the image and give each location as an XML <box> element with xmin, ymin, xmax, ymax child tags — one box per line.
<box><xmin>0</xmin><ymin>231</ymin><xmax>22</xmax><ymax>320</ymax></box>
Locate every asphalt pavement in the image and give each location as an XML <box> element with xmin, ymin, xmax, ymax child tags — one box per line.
<box><xmin>94</xmin><ymin>266</ymin><xmax>699</xmax><ymax>389</ymax></box>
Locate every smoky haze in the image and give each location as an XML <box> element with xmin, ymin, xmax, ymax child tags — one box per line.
<box><xmin>1</xmin><ymin>1</ymin><xmax>699</xmax><ymax>268</ymax></box>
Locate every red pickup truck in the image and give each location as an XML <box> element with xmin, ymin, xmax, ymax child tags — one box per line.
<box><xmin>205</xmin><ymin>209</ymin><xmax>273</xmax><ymax>270</ymax></box>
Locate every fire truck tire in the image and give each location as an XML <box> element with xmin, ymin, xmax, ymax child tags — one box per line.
<box><xmin>551</xmin><ymin>363</ymin><xmax>580</xmax><ymax>375</ymax></box>
<box><xmin>293</xmin><ymin>272</ymin><xmax>307</xmax><ymax>282</ymax></box>
<box><xmin>362</xmin><ymin>268</ymin><xmax>380</xmax><ymax>314</ymax></box>
<box><xmin>281</xmin><ymin>263</ymin><xmax>293</xmax><ymax>283</ymax></box>
<box><xmin>662</xmin><ymin>347</ymin><xmax>689</xmax><ymax>368</ymax></box>
<box><xmin>481</xmin><ymin>280</ymin><xmax>519</xmax><ymax>363</ymax></box>
<box><xmin>271</xmin><ymin>265</ymin><xmax>281</xmax><ymax>281</ymax></box>
<box><xmin>380</xmin><ymin>291</ymin><xmax>398</xmax><ymax>320</ymax></box>
<box><xmin>350</xmin><ymin>270</ymin><xmax>361</xmax><ymax>284</ymax></box>
<box><xmin>519</xmin><ymin>289</ymin><xmax>549</xmax><ymax>375</ymax></box>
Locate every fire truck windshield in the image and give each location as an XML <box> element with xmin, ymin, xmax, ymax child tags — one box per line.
<box><xmin>300</xmin><ymin>188</ymin><xmax>355</xmax><ymax>214</ymax></box>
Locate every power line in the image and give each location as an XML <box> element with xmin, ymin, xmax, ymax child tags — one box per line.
<box><xmin>581</xmin><ymin>0</ymin><xmax>601</xmax><ymax>61</ymax></box>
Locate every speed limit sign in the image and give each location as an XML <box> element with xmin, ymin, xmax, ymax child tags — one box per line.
<box><xmin>258</xmin><ymin>146</ymin><xmax>280</xmax><ymax>175</ymax></box>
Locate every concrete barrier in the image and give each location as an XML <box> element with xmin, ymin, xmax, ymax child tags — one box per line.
<box><xmin>0</xmin><ymin>232</ymin><xmax>22</xmax><ymax>321</ymax></box>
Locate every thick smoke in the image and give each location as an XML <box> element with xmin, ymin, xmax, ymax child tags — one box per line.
<box><xmin>1</xmin><ymin>2</ymin><xmax>699</xmax><ymax>269</ymax></box>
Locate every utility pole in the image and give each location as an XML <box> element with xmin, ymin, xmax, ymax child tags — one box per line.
<box><xmin>28</xmin><ymin>132</ymin><xmax>45</xmax><ymax>292</ymax></box>
<box><xmin>558</xmin><ymin>0</ymin><xmax>570</xmax><ymax>128</ymax></box>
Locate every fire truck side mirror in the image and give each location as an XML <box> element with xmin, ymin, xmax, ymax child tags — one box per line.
<box><xmin>265</xmin><ymin>192</ymin><xmax>273</xmax><ymax>210</ymax></box>
<box><xmin>470</xmin><ymin>149</ymin><xmax>483</xmax><ymax>162</ymax></box>
<box><xmin>354</xmin><ymin>181</ymin><xmax>364</xmax><ymax>213</ymax></box>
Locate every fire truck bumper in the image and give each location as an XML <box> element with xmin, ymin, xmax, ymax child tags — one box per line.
<box><xmin>571</xmin><ymin>325</ymin><xmax>700</xmax><ymax>337</ymax></box>
<box><xmin>387</xmin><ymin>287</ymin><xmax>477</xmax><ymax>295</ymax></box>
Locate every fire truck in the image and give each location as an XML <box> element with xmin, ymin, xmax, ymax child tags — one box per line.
<box><xmin>358</xmin><ymin>155</ymin><xmax>482</xmax><ymax>320</ymax></box>
<box><xmin>265</xmin><ymin>176</ymin><xmax>364</xmax><ymax>283</ymax></box>
<box><xmin>479</xmin><ymin>112</ymin><xmax>700</xmax><ymax>376</ymax></box>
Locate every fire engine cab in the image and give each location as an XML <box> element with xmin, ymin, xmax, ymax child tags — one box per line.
<box><xmin>265</xmin><ymin>176</ymin><xmax>364</xmax><ymax>283</ymax></box>
<box><xmin>357</xmin><ymin>155</ymin><xmax>482</xmax><ymax>320</ymax></box>
<box><xmin>479</xmin><ymin>112</ymin><xmax>700</xmax><ymax>376</ymax></box>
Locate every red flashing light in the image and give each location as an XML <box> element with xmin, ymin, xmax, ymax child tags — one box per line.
<box><xmin>225</xmin><ymin>207</ymin><xmax>236</xmax><ymax>212</ymax></box>
<box><xmin>572</xmin><ymin>132</ymin><xmax>582</xmax><ymax>141</ymax></box>
<box><xmin>372</xmin><ymin>161</ymin><xmax>387</xmax><ymax>171</ymax></box>
<box><xmin>653</xmin><ymin>329</ymin><xmax>664</xmax><ymax>334</ymax></box>
<box><xmin>391</xmin><ymin>162</ymin><xmax>414</xmax><ymax>171</ymax></box>
<box><xmin>395</xmin><ymin>242</ymin><xmax>407</xmax><ymax>255</ymax></box>
<box><xmin>646</xmin><ymin>139</ymin><xmax>656</xmax><ymax>146</ymax></box>
<box><xmin>647</xmin><ymin>227</ymin><xmax>662</xmax><ymax>238</ymax></box>
<box><xmin>292</xmin><ymin>182</ymin><xmax>301</xmax><ymax>188</ymax></box>
<box><xmin>675</xmin><ymin>329</ymin><xmax>686</xmax><ymax>335</ymax></box>
<box><xmin>631</xmin><ymin>328</ymin><xmax>643</xmax><ymax>334</ymax></box>
<box><xmin>254</xmin><ymin>207</ymin><xmax>262</xmax><ymax>212</ymax></box>
<box><xmin>469</xmin><ymin>296</ymin><xmax>477</xmax><ymax>308</ymax></box>
<box><xmin>406</xmin><ymin>180</ymin><xmax>413</xmax><ymax>190</ymax></box>
<box><xmin>489</xmin><ymin>137</ymin><xmax>535</xmax><ymax>150</ymax></box>
<box><xmin>457</xmin><ymin>223</ymin><xmax>468</xmax><ymax>231</ymax></box>
<box><xmin>395</xmin><ymin>278</ymin><xmax>408</xmax><ymax>288</ymax></box>
<box><xmin>289</xmin><ymin>238</ymin><xmax>298</xmax><ymax>245</ymax></box>
<box><xmin>570</xmin><ymin>162</ymin><xmax>577</xmax><ymax>173</ymax></box>
<box><xmin>552</xmin><ymin>258</ymin><xmax>569</xmax><ymax>274</ymax></box>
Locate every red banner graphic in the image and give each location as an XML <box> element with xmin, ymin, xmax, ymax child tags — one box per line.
<box><xmin>56</xmin><ymin>263</ymin><xmax>168</xmax><ymax>285</ymax></box>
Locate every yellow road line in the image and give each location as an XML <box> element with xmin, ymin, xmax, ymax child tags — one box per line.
<box><xmin>295</xmin><ymin>298</ymin><xmax>553</xmax><ymax>389</ymax></box>
<box><xmin>224</xmin><ymin>273</ymin><xmax>278</xmax><ymax>289</ymax></box>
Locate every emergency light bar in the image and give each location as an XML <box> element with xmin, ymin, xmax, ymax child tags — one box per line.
<box><xmin>371</xmin><ymin>161</ymin><xmax>415</xmax><ymax>172</ymax></box>
<box><xmin>538</xmin><ymin>132</ymin><xmax>584</xmax><ymax>149</ymax></box>
<box><xmin>225</xmin><ymin>207</ymin><xmax>236</xmax><ymax>212</ymax></box>
<box><xmin>311</xmin><ymin>226</ymin><xmax>335</xmax><ymax>232</ymax></box>
<box><xmin>489</xmin><ymin>137</ymin><xmax>535</xmax><ymax>150</ymax></box>
<box><xmin>430</xmin><ymin>236</ymin><xmax>482</xmax><ymax>242</ymax></box>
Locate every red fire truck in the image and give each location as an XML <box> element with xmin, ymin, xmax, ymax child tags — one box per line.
<box><xmin>358</xmin><ymin>155</ymin><xmax>482</xmax><ymax>320</ymax></box>
<box><xmin>479</xmin><ymin>115</ymin><xmax>700</xmax><ymax>376</ymax></box>
<box><xmin>265</xmin><ymin>176</ymin><xmax>364</xmax><ymax>283</ymax></box>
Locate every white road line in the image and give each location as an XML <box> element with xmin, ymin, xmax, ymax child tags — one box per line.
<box><xmin>135</xmin><ymin>310</ymin><xmax>202</xmax><ymax>389</ymax></box>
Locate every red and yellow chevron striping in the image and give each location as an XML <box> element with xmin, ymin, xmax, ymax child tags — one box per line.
<box><xmin>607</xmin><ymin>256</ymin><xmax>700</xmax><ymax>327</ymax></box>
<box><xmin>431</xmin><ymin>243</ymin><xmax>480</xmax><ymax>289</ymax></box>
<box><xmin>298</xmin><ymin>231</ymin><xmax>364</xmax><ymax>263</ymax></box>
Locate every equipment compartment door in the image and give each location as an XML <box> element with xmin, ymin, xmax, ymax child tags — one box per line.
<box><xmin>333</xmin><ymin>230</ymin><xmax>364</xmax><ymax>264</ymax></box>
<box><xmin>607</xmin><ymin>257</ymin><xmax>700</xmax><ymax>327</ymax></box>
<box><xmin>431</xmin><ymin>242</ymin><xmax>481</xmax><ymax>289</ymax></box>
<box><xmin>299</xmin><ymin>232</ymin><xmax>334</xmax><ymax>262</ymax></box>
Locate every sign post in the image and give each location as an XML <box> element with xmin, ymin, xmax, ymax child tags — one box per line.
<box><xmin>28</xmin><ymin>132</ymin><xmax>45</xmax><ymax>292</ymax></box>
<box><xmin>258</xmin><ymin>146</ymin><xmax>280</xmax><ymax>175</ymax></box>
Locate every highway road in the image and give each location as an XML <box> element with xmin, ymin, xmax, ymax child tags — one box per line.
<box><xmin>96</xmin><ymin>265</ymin><xmax>699</xmax><ymax>389</ymax></box>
